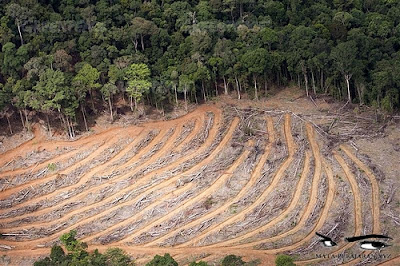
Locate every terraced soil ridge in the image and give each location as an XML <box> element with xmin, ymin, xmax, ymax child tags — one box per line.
<box><xmin>0</xmin><ymin>105</ymin><xmax>385</xmax><ymax>265</ymax></box>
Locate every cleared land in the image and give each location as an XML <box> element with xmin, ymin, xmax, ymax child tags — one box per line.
<box><xmin>0</xmin><ymin>95</ymin><xmax>397</xmax><ymax>265</ymax></box>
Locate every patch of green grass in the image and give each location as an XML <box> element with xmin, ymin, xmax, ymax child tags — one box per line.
<box><xmin>47</xmin><ymin>163</ymin><xmax>57</xmax><ymax>171</ymax></box>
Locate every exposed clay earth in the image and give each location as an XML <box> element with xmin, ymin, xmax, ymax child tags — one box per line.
<box><xmin>0</xmin><ymin>88</ymin><xmax>399</xmax><ymax>266</ymax></box>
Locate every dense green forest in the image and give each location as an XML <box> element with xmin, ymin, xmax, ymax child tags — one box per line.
<box><xmin>0</xmin><ymin>0</ymin><xmax>399</xmax><ymax>137</ymax></box>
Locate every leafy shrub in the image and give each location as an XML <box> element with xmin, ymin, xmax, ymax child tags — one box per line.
<box><xmin>34</xmin><ymin>230</ymin><xmax>134</xmax><ymax>266</ymax></box>
<box><xmin>105</xmin><ymin>248</ymin><xmax>134</xmax><ymax>266</ymax></box>
<box><xmin>146</xmin><ymin>253</ymin><xmax>178</xmax><ymax>266</ymax></box>
<box><xmin>275</xmin><ymin>254</ymin><xmax>295</xmax><ymax>266</ymax></box>
<box><xmin>221</xmin><ymin>255</ymin><xmax>245</xmax><ymax>266</ymax></box>
<box><xmin>47</xmin><ymin>162</ymin><xmax>57</xmax><ymax>171</ymax></box>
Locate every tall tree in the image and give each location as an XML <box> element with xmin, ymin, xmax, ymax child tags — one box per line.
<box><xmin>73</xmin><ymin>63</ymin><xmax>101</xmax><ymax>131</ymax></box>
<box><xmin>6</xmin><ymin>3</ymin><xmax>31</xmax><ymax>46</ymax></box>
<box><xmin>241</xmin><ymin>48</ymin><xmax>268</xmax><ymax>100</ymax></box>
<box><xmin>101</xmin><ymin>83</ymin><xmax>118</xmax><ymax>121</ymax></box>
<box><xmin>31</xmin><ymin>69</ymin><xmax>67</xmax><ymax>134</ymax></box>
<box><xmin>331</xmin><ymin>41</ymin><xmax>358</xmax><ymax>103</ymax></box>
<box><xmin>125</xmin><ymin>63</ymin><xmax>152</xmax><ymax>111</ymax></box>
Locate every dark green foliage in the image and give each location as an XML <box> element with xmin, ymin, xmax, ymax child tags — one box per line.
<box><xmin>221</xmin><ymin>255</ymin><xmax>245</xmax><ymax>266</ymax></box>
<box><xmin>49</xmin><ymin>245</ymin><xmax>66</xmax><ymax>264</ymax></box>
<box><xmin>146</xmin><ymin>253</ymin><xmax>178</xmax><ymax>266</ymax></box>
<box><xmin>275</xmin><ymin>254</ymin><xmax>295</xmax><ymax>266</ymax></box>
<box><xmin>104</xmin><ymin>248</ymin><xmax>134</xmax><ymax>266</ymax></box>
<box><xmin>34</xmin><ymin>230</ymin><xmax>134</xmax><ymax>266</ymax></box>
<box><xmin>0</xmin><ymin>0</ymin><xmax>400</xmax><ymax>137</ymax></box>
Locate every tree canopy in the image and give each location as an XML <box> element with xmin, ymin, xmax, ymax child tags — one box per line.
<box><xmin>0</xmin><ymin>0</ymin><xmax>399</xmax><ymax>136</ymax></box>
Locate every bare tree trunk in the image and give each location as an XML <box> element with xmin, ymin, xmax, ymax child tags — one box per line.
<box><xmin>81</xmin><ymin>105</ymin><xmax>88</xmax><ymax>131</ymax></box>
<box><xmin>65</xmin><ymin>115</ymin><xmax>73</xmax><ymax>139</ymax></box>
<box><xmin>356</xmin><ymin>82</ymin><xmax>365</xmax><ymax>105</ymax></box>
<box><xmin>140</xmin><ymin>34</ymin><xmax>144</xmax><ymax>51</ymax></box>
<box><xmin>301</xmin><ymin>63</ymin><xmax>309</xmax><ymax>97</ymax></box>
<box><xmin>6</xmin><ymin>115</ymin><xmax>13</xmax><ymax>134</ymax></box>
<box><xmin>184</xmin><ymin>87</ymin><xmax>188</xmax><ymax>111</ymax></box>
<box><xmin>71</xmin><ymin>117</ymin><xmax>76</xmax><ymax>138</ymax></box>
<box><xmin>174</xmin><ymin>84</ymin><xmax>178</xmax><ymax>105</ymax></box>
<box><xmin>130</xmin><ymin>96</ymin><xmax>134</xmax><ymax>111</ymax></box>
<box><xmin>345</xmin><ymin>74</ymin><xmax>352</xmax><ymax>103</ymax></box>
<box><xmin>59</xmin><ymin>113</ymin><xmax>68</xmax><ymax>137</ymax></box>
<box><xmin>214</xmin><ymin>81</ymin><xmax>218</xmax><ymax>96</ymax></box>
<box><xmin>19</xmin><ymin>110</ymin><xmax>25</xmax><ymax>129</ymax></box>
<box><xmin>235</xmin><ymin>75</ymin><xmax>241</xmax><ymax>100</ymax></box>
<box><xmin>89</xmin><ymin>89</ymin><xmax>96</xmax><ymax>113</ymax></box>
<box><xmin>311</xmin><ymin>70</ymin><xmax>316</xmax><ymax>94</ymax></box>
<box><xmin>223</xmin><ymin>76</ymin><xmax>228</xmax><ymax>95</ymax></box>
<box><xmin>17</xmin><ymin>22</ymin><xmax>24</xmax><ymax>45</ymax></box>
<box><xmin>108</xmin><ymin>97</ymin><xmax>113</xmax><ymax>121</ymax></box>
<box><xmin>194</xmin><ymin>89</ymin><xmax>198</xmax><ymax>104</ymax></box>
<box><xmin>253</xmin><ymin>74</ymin><xmax>258</xmax><ymax>100</ymax></box>
<box><xmin>24</xmin><ymin>109</ymin><xmax>30</xmax><ymax>131</ymax></box>
<box><xmin>134</xmin><ymin>98</ymin><xmax>137</xmax><ymax>111</ymax></box>
<box><xmin>304</xmin><ymin>73</ymin><xmax>309</xmax><ymax>97</ymax></box>
<box><xmin>201</xmin><ymin>81</ymin><xmax>207</xmax><ymax>102</ymax></box>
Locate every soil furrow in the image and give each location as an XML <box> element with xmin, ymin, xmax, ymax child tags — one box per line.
<box><xmin>144</xmin><ymin>116</ymin><xmax>276</xmax><ymax>247</ymax></box>
<box><xmin>179</xmin><ymin>113</ymin><xmax>295</xmax><ymax>247</ymax></box>
<box><xmin>0</xmin><ymin>127</ymin><xmax>172</xmax><ymax>229</ymax></box>
<box><xmin>0</xmin><ymin>110</ymin><xmax>224</xmax><ymax>249</ymax></box>
<box><xmin>214</xmin><ymin>151</ymin><xmax>311</xmax><ymax>247</ymax></box>
<box><xmin>230</xmin><ymin>123</ymin><xmax>335</xmax><ymax>253</ymax></box>
<box><xmin>295</xmin><ymin>152</ymin><xmax>362</xmax><ymax>264</ymax></box>
<box><xmin>341</xmin><ymin>144</ymin><xmax>381</xmax><ymax>234</ymax></box>
<box><xmin>0</xmin><ymin>128</ymin><xmax>136</xmax><ymax>200</ymax></box>
<box><xmin>113</xmin><ymin>140</ymin><xmax>252</xmax><ymax>245</ymax></box>
<box><xmin>0</xmin><ymin>134</ymin><xmax>122</xmax><ymax>208</ymax></box>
